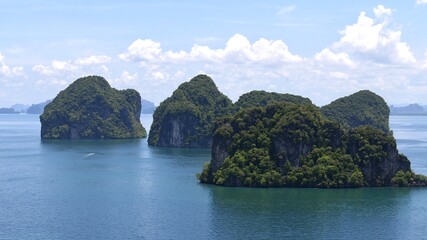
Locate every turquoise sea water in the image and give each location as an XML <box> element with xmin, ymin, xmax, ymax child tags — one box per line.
<box><xmin>1</xmin><ymin>114</ymin><xmax>427</xmax><ymax>239</ymax></box>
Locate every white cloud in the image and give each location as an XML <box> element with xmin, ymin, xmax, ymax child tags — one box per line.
<box><xmin>119</xmin><ymin>34</ymin><xmax>302</xmax><ymax>65</ymax></box>
<box><xmin>35</xmin><ymin>78</ymin><xmax>68</xmax><ymax>87</ymax></box>
<box><xmin>33</xmin><ymin>60</ymin><xmax>79</xmax><ymax>76</ymax></box>
<box><xmin>5</xmin><ymin>5</ymin><xmax>424</xmax><ymax>107</ymax></box>
<box><xmin>75</xmin><ymin>55</ymin><xmax>111</xmax><ymax>65</ymax></box>
<box><xmin>113</xmin><ymin>71</ymin><xmax>138</xmax><ymax>85</ymax></box>
<box><xmin>334</xmin><ymin>8</ymin><xmax>416</xmax><ymax>64</ymax></box>
<box><xmin>314</xmin><ymin>48</ymin><xmax>356</xmax><ymax>67</ymax></box>
<box><xmin>119</xmin><ymin>39</ymin><xmax>162</xmax><ymax>61</ymax></box>
<box><xmin>0</xmin><ymin>52</ymin><xmax>24</xmax><ymax>77</ymax></box>
<box><xmin>52</xmin><ymin>60</ymin><xmax>78</xmax><ymax>71</ymax></box>
<box><xmin>373</xmin><ymin>5</ymin><xmax>392</xmax><ymax>18</ymax></box>
<box><xmin>32</xmin><ymin>65</ymin><xmax>54</xmax><ymax>75</ymax></box>
<box><xmin>151</xmin><ymin>71</ymin><xmax>168</xmax><ymax>80</ymax></box>
<box><xmin>416</xmin><ymin>0</ymin><xmax>427</xmax><ymax>5</ymax></box>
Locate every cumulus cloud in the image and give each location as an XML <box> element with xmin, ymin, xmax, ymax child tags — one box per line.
<box><xmin>75</xmin><ymin>55</ymin><xmax>111</xmax><ymax>65</ymax></box>
<box><xmin>0</xmin><ymin>52</ymin><xmax>24</xmax><ymax>77</ymax></box>
<box><xmin>35</xmin><ymin>79</ymin><xmax>68</xmax><ymax>87</ymax></box>
<box><xmin>113</xmin><ymin>71</ymin><xmax>138</xmax><ymax>85</ymax></box>
<box><xmin>333</xmin><ymin>6</ymin><xmax>415</xmax><ymax>64</ymax></box>
<box><xmin>119</xmin><ymin>34</ymin><xmax>302</xmax><ymax>65</ymax></box>
<box><xmin>33</xmin><ymin>60</ymin><xmax>79</xmax><ymax>75</ymax></box>
<box><xmin>373</xmin><ymin>5</ymin><xmax>392</xmax><ymax>18</ymax></box>
<box><xmin>416</xmin><ymin>0</ymin><xmax>427</xmax><ymax>5</ymax></box>
<box><xmin>6</xmin><ymin>5</ymin><xmax>423</xmax><ymax>106</ymax></box>
<box><xmin>119</xmin><ymin>39</ymin><xmax>162</xmax><ymax>62</ymax></box>
<box><xmin>314</xmin><ymin>48</ymin><xmax>356</xmax><ymax>67</ymax></box>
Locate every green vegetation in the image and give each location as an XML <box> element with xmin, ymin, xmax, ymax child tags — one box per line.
<box><xmin>321</xmin><ymin>90</ymin><xmax>390</xmax><ymax>132</ymax></box>
<box><xmin>199</xmin><ymin>102</ymin><xmax>417</xmax><ymax>188</ymax></box>
<box><xmin>40</xmin><ymin>76</ymin><xmax>146</xmax><ymax>139</ymax></box>
<box><xmin>148</xmin><ymin>74</ymin><xmax>232</xmax><ymax>148</ymax></box>
<box><xmin>391</xmin><ymin>171</ymin><xmax>427</xmax><ymax>187</ymax></box>
<box><xmin>234</xmin><ymin>90</ymin><xmax>313</xmax><ymax>111</ymax></box>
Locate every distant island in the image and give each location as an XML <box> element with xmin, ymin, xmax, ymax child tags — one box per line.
<box><xmin>40</xmin><ymin>75</ymin><xmax>147</xmax><ymax>139</ymax></box>
<box><xmin>390</xmin><ymin>104</ymin><xmax>427</xmax><ymax>115</ymax></box>
<box><xmin>141</xmin><ymin>99</ymin><xmax>156</xmax><ymax>114</ymax></box>
<box><xmin>27</xmin><ymin>100</ymin><xmax>52</xmax><ymax>114</ymax></box>
<box><xmin>10</xmin><ymin>104</ymin><xmax>29</xmax><ymax>113</ymax></box>
<box><xmin>0</xmin><ymin>108</ymin><xmax>19</xmax><ymax>114</ymax></box>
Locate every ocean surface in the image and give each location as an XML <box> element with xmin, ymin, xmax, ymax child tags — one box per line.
<box><xmin>1</xmin><ymin>114</ymin><xmax>427</xmax><ymax>239</ymax></box>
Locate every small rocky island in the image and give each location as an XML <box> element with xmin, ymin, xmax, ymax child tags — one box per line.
<box><xmin>148</xmin><ymin>74</ymin><xmax>233</xmax><ymax>148</ymax></box>
<box><xmin>198</xmin><ymin>89</ymin><xmax>427</xmax><ymax>188</ymax></box>
<box><xmin>40</xmin><ymin>76</ymin><xmax>146</xmax><ymax>139</ymax></box>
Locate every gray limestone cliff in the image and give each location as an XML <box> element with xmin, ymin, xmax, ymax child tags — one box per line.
<box><xmin>148</xmin><ymin>74</ymin><xmax>232</xmax><ymax>148</ymax></box>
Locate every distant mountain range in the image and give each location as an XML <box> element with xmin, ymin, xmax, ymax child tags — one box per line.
<box><xmin>3</xmin><ymin>99</ymin><xmax>156</xmax><ymax>115</ymax></box>
<box><xmin>390</xmin><ymin>104</ymin><xmax>427</xmax><ymax>115</ymax></box>
<box><xmin>3</xmin><ymin>101</ymin><xmax>426</xmax><ymax>116</ymax></box>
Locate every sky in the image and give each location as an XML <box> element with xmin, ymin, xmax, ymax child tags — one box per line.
<box><xmin>1</xmin><ymin>0</ymin><xmax>427</xmax><ymax>107</ymax></box>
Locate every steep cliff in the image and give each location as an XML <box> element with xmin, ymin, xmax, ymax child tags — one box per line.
<box><xmin>199</xmin><ymin>102</ymin><xmax>416</xmax><ymax>188</ymax></box>
<box><xmin>321</xmin><ymin>90</ymin><xmax>390</xmax><ymax>132</ymax></box>
<box><xmin>148</xmin><ymin>74</ymin><xmax>232</xmax><ymax>148</ymax></box>
<box><xmin>40</xmin><ymin>76</ymin><xmax>146</xmax><ymax>139</ymax></box>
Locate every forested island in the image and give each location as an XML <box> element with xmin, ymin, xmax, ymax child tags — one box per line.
<box><xmin>40</xmin><ymin>76</ymin><xmax>146</xmax><ymax>139</ymax></box>
<box><xmin>36</xmin><ymin>73</ymin><xmax>426</xmax><ymax>187</ymax></box>
<box><xmin>199</xmin><ymin>102</ymin><xmax>425</xmax><ymax>187</ymax></box>
<box><xmin>198</xmin><ymin>90</ymin><xmax>426</xmax><ymax>187</ymax></box>
<box><xmin>148</xmin><ymin>74</ymin><xmax>233</xmax><ymax>148</ymax></box>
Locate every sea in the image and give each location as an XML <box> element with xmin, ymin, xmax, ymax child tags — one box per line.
<box><xmin>0</xmin><ymin>114</ymin><xmax>427</xmax><ymax>239</ymax></box>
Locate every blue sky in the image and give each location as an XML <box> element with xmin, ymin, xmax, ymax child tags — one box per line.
<box><xmin>1</xmin><ymin>0</ymin><xmax>427</xmax><ymax>107</ymax></box>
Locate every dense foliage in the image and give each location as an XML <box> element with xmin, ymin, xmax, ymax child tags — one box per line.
<box><xmin>199</xmin><ymin>102</ymin><xmax>415</xmax><ymax>188</ymax></box>
<box><xmin>391</xmin><ymin>170</ymin><xmax>427</xmax><ymax>187</ymax></box>
<box><xmin>233</xmin><ymin>90</ymin><xmax>313</xmax><ymax>111</ymax></box>
<box><xmin>148</xmin><ymin>74</ymin><xmax>233</xmax><ymax>147</ymax></box>
<box><xmin>40</xmin><ymin>76</ymin><xmax>146</xmax><ymax>139</ymax></box>
<box><xmin>321</xmin><ymin>90</ymin><xmax>390</xmax><ymax>132</ymax></box>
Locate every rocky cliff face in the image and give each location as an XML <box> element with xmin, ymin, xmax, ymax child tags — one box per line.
<box><xmin>40</xmin><ymin>76</ymin><xmax>146</xmax><ymax>139</ymax></box>
<box><xmin>347</xmin><ymin>126</ymin><xmax>411</xmax><ymax>186</ymax></box>
<box><xmin>148</xmin><ymin>74</ymin><xmax>232</xmax><ymax>148</ymax></box>
<box><xmin>155</xmin><ymin>112</ymin><xmax>212</xmax><ymax>148</ymax></box>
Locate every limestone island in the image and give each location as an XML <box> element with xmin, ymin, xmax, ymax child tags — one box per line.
<box><xmin>194</xmin><ymin>82</ymin><xmax>427</xmax><ymax>188</ymax></box>
<box><xmin>148</xmin><ymin>74</ymin><xmax>233</xmax><ymax>148</ymax></box>
<box><xmin>40</xmin><ymin>76</ymin><xmax>146</xmax><ymax>139</ymax></box>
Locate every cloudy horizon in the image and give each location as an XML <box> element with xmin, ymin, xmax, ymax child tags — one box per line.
<box><xmin>1</xmin><ymin>1</ymin><xmax>427</xmax><ymax>107</ymax></box>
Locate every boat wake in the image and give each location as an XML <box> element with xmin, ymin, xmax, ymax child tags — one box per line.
<box><xmin>84</xmin><ymin>152</ymin><xmax>95</xmax><ymax>158</ymax></box>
